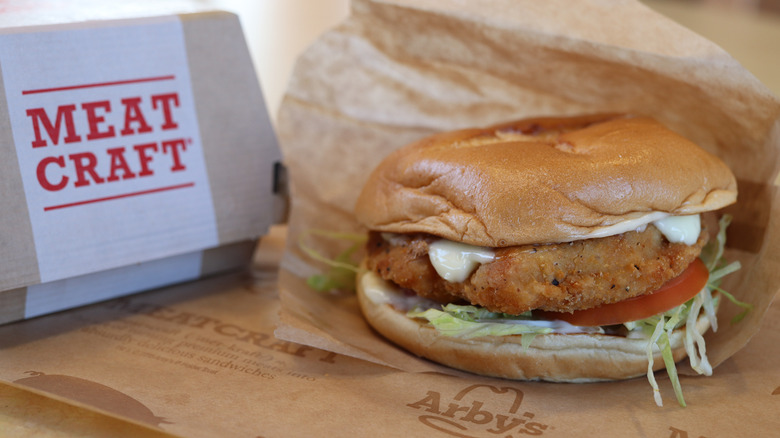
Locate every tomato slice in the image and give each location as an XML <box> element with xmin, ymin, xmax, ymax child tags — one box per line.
<box><xmin>535</xmin><ymin>258</ymin><xmax>709</xmax><ymax>327</ymax></box>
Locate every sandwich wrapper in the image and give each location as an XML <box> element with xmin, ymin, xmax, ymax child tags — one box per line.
<box><xmin>0</xmin><ymin>1</ymin><xmax>778</xmax><ymax>437</ymax></box>
<box><xmin>276</xmin><ymin>0</ymin><xmax>780</xmax><ymax>397</ymax></box>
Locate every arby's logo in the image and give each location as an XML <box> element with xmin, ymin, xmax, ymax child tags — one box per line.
<box><xmin>406</xmin><ymin>384</ymin><xmax>550</xmax><ymax>437</ymax></box>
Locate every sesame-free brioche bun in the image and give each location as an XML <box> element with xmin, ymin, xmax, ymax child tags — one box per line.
<box><xmin>356</xmin><ymin>270</ymin><xmax>715</xmax><ymax>382</ymax></box>
<box><xmin>354</xmin><ymin>114</ymin><xmax>737</xmax><ymax>247</ymax></box>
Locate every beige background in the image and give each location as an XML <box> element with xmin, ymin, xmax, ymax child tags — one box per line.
<box><xmin>210</xmin><ymin>0</ymin><xmax>780</xmax><ymax>122</ymax></box>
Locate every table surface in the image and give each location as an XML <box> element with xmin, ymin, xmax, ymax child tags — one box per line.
<box><xmin>1</xmin><ymin>1</ymin><xmax>778</xmax><ymax>436</ymax></box>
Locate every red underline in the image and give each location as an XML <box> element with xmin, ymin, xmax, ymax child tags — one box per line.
<box><xmin>43</xmin><ymin>182</ymin><xmax>195</xmax><ymax>212</ymax></box>
<box><xmin>22</xmin><ymin>75</ymin><xmax>176</xmax><ymax>95</ymax></box>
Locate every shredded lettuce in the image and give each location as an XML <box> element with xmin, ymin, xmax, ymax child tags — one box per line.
<box><xmin>700</xmin><ymin>214</ymin><xmax>731</xmax><ymax>271</ymax></box>
<box><xmin>712</xmin><ymin>285</ymin><xmax>753</xmax><ymax>324</ymax></box>
<box><xmin>437</xmin><ymin>303</ymin><xmax>534</xmax><ymax>322</ymax></box>
<box><xmin>646</xmin><ymin>318</ymin><xmax>666</xmax><ymax>407</ymax></box>
<box><xmin>298</xmin><ymin>229</ymin><xmax>366</xmax><ymax>292</ymax></box>
<box><xmin>407</xmin><ymin>307</ymin><xmax>552</xmax><ymax>346</ymax></box>
<box><xmin>686</xmin><ymin>294</ymin><xmax>712</xmax><ymax>375</ymax></box>
<box><xmin>659</xmin><ymin>328</ymin><xmax>685</xmax><ymax>407</ymax></box>
<box><xmin>621</xmin><ymin>215</ymin><xmax>746</xmax><ymax>407</ymax></box>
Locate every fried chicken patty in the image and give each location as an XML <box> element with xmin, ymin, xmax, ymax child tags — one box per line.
<box><xmin>365</xmin><ymin>224</ymin><xmax>708</xmax><ymax>314</ymax></box>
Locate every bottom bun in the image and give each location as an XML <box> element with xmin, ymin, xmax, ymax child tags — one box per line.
<box><xmin>356</xmin><ymin>270</ymin><xmax>714</xmax><ymax>382</ymax></box>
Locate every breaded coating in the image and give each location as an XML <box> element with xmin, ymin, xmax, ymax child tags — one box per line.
<box><xmin>364</xmin><ymin>225</ymin><xmax>707</xmax><ymax>314</ymax></box>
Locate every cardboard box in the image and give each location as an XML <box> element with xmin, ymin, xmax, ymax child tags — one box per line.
<box><xmin>0</xmin><ymin>10</ymin><xmax>285</xmax><ymax>324</ymax></box>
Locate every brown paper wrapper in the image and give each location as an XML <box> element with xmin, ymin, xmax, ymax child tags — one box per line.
<box><xmin>1</xmin><ymin>2</ymin><xmax>777</xmax><ymax>435</ymax></box>
<box><xmin>0</xmin><ymin>232</ymin><xmax>777</xmax><ymax>436</ymax></box>
<box><xmin>276</xmin><ymin>0</ymin><xmax>780</xmax><ymax>392</ymax></box>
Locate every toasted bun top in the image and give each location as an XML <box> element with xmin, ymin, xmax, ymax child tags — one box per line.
<box><xmin>355</xmin><ymin>114</ymin><xmax>737</xmax><ymax>246</ymax></box>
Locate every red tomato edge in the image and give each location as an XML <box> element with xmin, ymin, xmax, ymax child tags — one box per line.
<box><xmin>535</xmin><ymin>258</ymin><xmax>710</xmax><ymax>327</ymax></box>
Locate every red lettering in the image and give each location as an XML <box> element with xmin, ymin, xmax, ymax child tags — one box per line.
<box><xmin>132</xmin><ymin>142</ymin><xmax>158</xmax><ymax>177</ymax></box>
<box><xmin>120</xmin><ymin>97</ymin><xmax>153</xmax><ymax>135</ymax></box>
<box><xmin>81</xmin><ymin>100</ymin><xmax>116</xmax><ymax>140</ymax></box>
<box><xmin>26</xmin><ymin>105</ymin><xmax>81</xmax><ymax>148</ymax></box>
<box><xmin>69</xmin><ymin>152</ymin><xmax>105</xmax><ymax>187</ymax></box>
<box><xmin>106</xmin><ymin>147</ymin><xmax>137</xmax><ymax>182</ymax></box>
<box><xmin>151</xmin><ymin>93</ymin><xmax>180</xmax><ymax>130</ymax></box>
<box><xmin>161</xmin><ymin>138</ymin><xmax>187</xmax><ymax>171</ymax></box>
<box><xmin>36</xmin><ymin>156</ymin><xmax>69</xmax><ymax>191</ymax></box>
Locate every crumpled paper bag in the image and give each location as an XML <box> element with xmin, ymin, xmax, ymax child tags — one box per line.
<box><xmin>275</xmin><ymin>0</ymin><xmax>780</xmax><ymax>379</ymax></box>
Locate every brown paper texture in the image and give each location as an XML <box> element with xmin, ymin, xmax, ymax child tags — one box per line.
<box><xmin>275</xmin><ymin>0</ymin><xmax>780</xmax><ymax>396</ymax></box>
<box><xmin>0</xmin><ymin>229</ymin><xmax>777</xmax><ymax>436</ymax></box>
<box><xmin>0</xmin><ymin>382</ymin><xmax>176</xmax><ymax>438</ymax></box>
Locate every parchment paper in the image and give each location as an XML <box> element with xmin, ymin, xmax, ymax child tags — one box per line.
<box><xmin>275</xmin><ymin>0</ymin><xmax>780</xmax><ymax>386</ymax></box>
<box><xmin>0</xmin><ymin>226</ymin><xmax>778</xmax><ymax>436</ymax></box>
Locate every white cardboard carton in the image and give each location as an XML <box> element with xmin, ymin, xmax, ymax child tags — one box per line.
<box><xmin>0</xmin><ymin>10</ymin><xmax>284</xmax><ymax>324</ymax></box>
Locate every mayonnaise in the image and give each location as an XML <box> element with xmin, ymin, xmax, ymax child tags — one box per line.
<box><xmin>361</xmin><ymin>270</ymin><xmax>395</xmax><ymax>305</ymax></box>
<box><xmin>584</xmin><ymin>211</ymin><xmax>669</xmax><ymax>239</ymax></box>
<box><xmin>491</xmin><ymin>318</ymin><xmax>604</xmax><ymax>334</ymax></box>
<box><xmin>652</xmin><ymin>214</ymin><xmax>701</xmax><ymax>245</ymax></box>
<box><xmin>422</xmin><ymin>214</ymin><xmax>701</xmax><ymax>284</ymax></box>
<box><xmin>373</xmin><ymin>212</ymin><xmax>703</xmax><ymax>290</ymax></box>
<box><xmin>580</xmin><ymin>212</ymin><xmax>701</xmax><ymax>243</ymax></box>
<box><xmin>427</xmin><ymin>240</ymin><xmax>495</xmax><ymax>282</ymax></box>
<box><xmin>360</xmin><ymin>270</ymin><xmax>440</xmax><ymax>311</ymax></box>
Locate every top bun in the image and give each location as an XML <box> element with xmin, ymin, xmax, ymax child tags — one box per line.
<box><xmin>354</xmin><ymin>114</ymin><xmax>737</xmax><ymax>247</ymax></box>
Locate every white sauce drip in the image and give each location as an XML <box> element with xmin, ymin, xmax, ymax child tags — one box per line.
<box><xmin>361</xmin><ymin>269</ymin><xmax>439</xmax><ymax>310</ymax></box>
<box><xmin>581</xmin><ymin>213</ymin><xmax>702</xmax><ymax>244</ymax></box>
<box><xmin>422</xmin><ymin>214</ymin><xmax>701</xmax><ymax>285</ymax></box>
<box><xmin>585</xmin><ymin>211</ymin><xmax>669</xmax><ymax>239</ymax></box>
<box><xmin>427</xmin><ymin>240</ymin><xmax>495</xmax><ymax>282</ymax></box>
<box><xmin>484</xmin><ymin>317</ymin><xmax>603</xmax><ymax>334</ymax></box>
<box><xmin>652</xmin><ymin>214</ymin><xmax>701</xmax><ymax>245</ymax></box>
